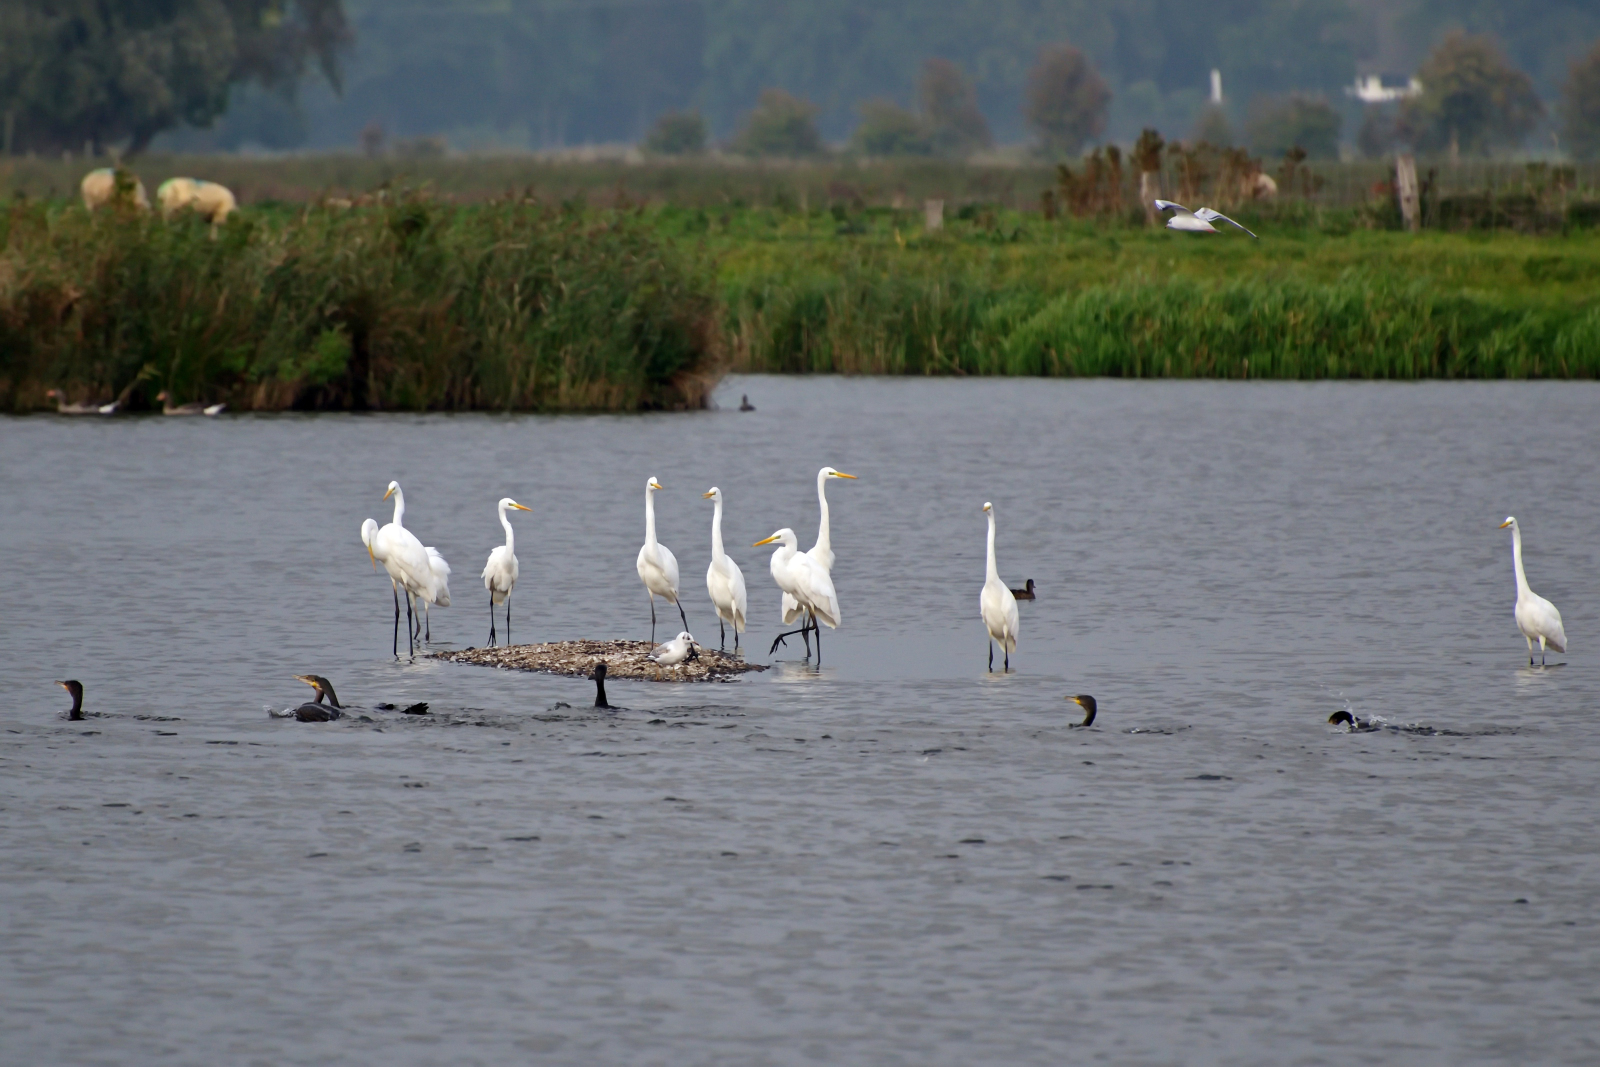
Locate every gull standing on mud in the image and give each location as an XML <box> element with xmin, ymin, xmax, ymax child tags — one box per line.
<box><xmin>649</xmin><ymin>632</ymin><xmax>700</xmax><ymax>669</ymax></box>
<box><xmin>482</xmin><ymin>497</ymin><xmax>531</xmax><ymax>646</ymax></box>
<box><xmin>637</xmin><ymin>476</ymin><xmax>688</xmax><ymax>643</ymax></box>
<box><xmin>703</xmin><ymin>487</ymin><xmax>747</xmax><ymax>652</ymax></box>
<box><xmin>1499</xmin><ymin>516</ymin><xmax>1567</xmax><ymax>665</ymax></box>
<box><xmin>1153</xmin><ymin>200</ymin><xmax>1259</xmax><ymax>239</ymax></box>
<box><xmin>981</xmin><ymin>502</ymin><xmax>1020</xmax><ymax>671</ymax></box>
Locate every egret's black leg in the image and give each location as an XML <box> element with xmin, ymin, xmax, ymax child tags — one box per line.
<box><xmin>814</xmin><ymin>619</ymin><xmax>821</xmax><ymax>662</ymax></box>
<box><xmin>650</xmin><ymin>596</ymin><xmax>657</xmax><ymax>644</ymax></box>
<box><xmin>506</xmin><ymin>600</ymin><xmax>511</xmax><ymax>647</ymax></box>
<box><xmin>988</xmin><ymin>641</ymin><xmax>994</xmax><ymax>672</ymax></box>
<box><xmin>392</xmin><ymin>581</ymin><xmax>401</xmax><ymax>658</ymax></box>
<box><xmin>1005</xmin><ymin>646</ymin><xmax>1010</xmax><ymax>671</ymax></box>
<box><xmin>405</xmin><ymin>594</ymin><xmax>415</xmax><ymax>657</ymax></box>
<box><xmin>488</xmin><ymin>594</ymin><xmax>496</xmax><ymax>647</ymax></box>
<box><xmin>676</xmin><ymin>599</ymin><xmax>689</xmax><ymax>633</ymax></box>
<box><xmin>720</xmin><ymin>617</ymin><xmax>726</xmax><ymax>652</ymax></box>
<box><xmin>424</xmin><ymin>603</ymin><xmax>431</xmax><ymax>643</ymax></box>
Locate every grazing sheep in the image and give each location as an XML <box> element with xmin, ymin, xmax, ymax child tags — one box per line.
<box><xmin>80</xmin><ymin>168</ymin><xmax>150</xmax><ymax>212</ymax></box>
<box><xmin>1248</xmin><ymin>172</ymin><xmax>1278</xmax><ymax>200</ymax></box>
<box><xmin>157</xmin><ymin>177</ymin><xmax>238</xmax><ymax>224</ymax></box>
<box><xmin>156</xmin><ymin>177</ymin><xmax>199</xmax><ymax>217</ymax></box>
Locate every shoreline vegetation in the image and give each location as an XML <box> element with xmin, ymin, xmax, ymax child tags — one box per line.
<box><xmin>4</xmin><ymin>157</ymin><xmax>1600</xmax><ymax>412</ymax></box>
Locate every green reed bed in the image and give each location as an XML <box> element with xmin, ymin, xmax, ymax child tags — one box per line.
<box><xmin>697</xmin><ymin>208</ymin><xmax>1600</xmax><ymax>379</ymax></box>
<box><xmin>0</xmin><ymin>197</ymin><xmax>719</xmax><ymax>413</ymax></box>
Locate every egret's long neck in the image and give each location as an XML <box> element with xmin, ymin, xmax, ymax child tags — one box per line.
<box><xmin>986</xmin><ymin>511</ymin><xmax>1001</xmax><ymax>585</ymax></box>
<box><xmin>645</xmin><ymin>488</ymin><xmax>658</xmax><ymax>548</ymax></box>
<box><xmin>814</xmin><ymin>471</ymin><xmax>831</xmax><ymax>555</ymax></box>
<box><xmin>710</xmin><ymin>499</ymin><xmax>725</xmax><ymax>563</ymax></box>
<box><xmin>498</xmin><ymin>502</ymin><xmax>515</xmax><ymax>554</ymax></box>
<box><xmin>1511</xmin><ymin>524</ymin><xmax>1530</xmax><ymax>596</ymax></box>
<box><xmin>391</xmin><ymin>488</ymin><xmax>406</xmax><ymax>527</ymax></box>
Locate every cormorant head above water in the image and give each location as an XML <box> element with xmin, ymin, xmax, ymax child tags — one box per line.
<box><xmin>57</xmin><ymin>680</ymin><xmax>85</xmax><ymax>721</ymax></box>
<box><xmin>294</xmin><ymin>674</ymin><xmax>342</xmax><ymax>708</ymax></box>
<box><xmin>593</xmin><ymin>661</ymin><xmax>612</xmax><ymax>709</ymax></box>
<box><xmin>1067</xmin><ymin>694</ymin><xmax>1097</xmax><ymax>727</ymax></box>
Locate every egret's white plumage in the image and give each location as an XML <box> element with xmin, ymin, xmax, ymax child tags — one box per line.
<box><xmin>415</xmin><ymin>544</ymin><xmax>451</xmax><ymax>642</ymax></box>
<box><xmin>637</xmin><ymin>476</ymin><xmax>687</xmax><ymax>642</ymax></box>
<box><xmin>1500</xmin><ymin>516</ymin><xmax>1567</xmax><ymax>665</ymax></box>
<box><xmin>756</xmin><ymin>528</ymin><xmax>840</xmax><ymax>635</ymax></box>
<box><xmin>481</xmin><ymin>497</ymin><xmax>531</xmax><ymax>646</ymax></box>
<box><xmin>780</xmin><ymin>466</ymin><xmax>857</xmax><ymax>625</ymax></box>
<box><xmin>649</xmin><ymin>631</ymin><xmax>699</xmax><ymax>667</ymax></box>
<box><xmin>703</xmin><ymin>487</ymin><xmax>748</xmax><ymax>652</ymax></box>
<box><xmin>1153</xmin><ymin>200</ymin><xmax>1259</xmax><ymax>239</ymax></box>
<box><xmin>367</xmin><ymin>481</ymin><xmax>436</xmax><ymax>656</ymax></box>
<box><xmin>980</xmin><ymin>502</ymin><xmax>1020</xmax><ymax>671</ymax></box>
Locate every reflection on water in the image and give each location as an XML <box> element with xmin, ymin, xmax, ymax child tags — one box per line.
<box><xmin>3</xmin><ymin>376</ymin><xmax>1599</xmax><ymax>1065</ymax></box>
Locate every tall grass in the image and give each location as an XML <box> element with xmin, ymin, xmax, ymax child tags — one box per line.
<box><xmin>0</xmin><ymin>196</ymin><xmax>721</xmax><ymax>412</ymax></box>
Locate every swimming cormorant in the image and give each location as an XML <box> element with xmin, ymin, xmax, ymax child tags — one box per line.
<box><xmin>1067</xmin><ymin>694</ymin><xmax>1097</xmax><ymax>727</ymax></box>
<box><xmin>57</xmin><ymin>680</ymin><xmax>85</xmax><ymax>721</ymax></box>
<box><xmin>593</xmin><ymin>661</ymin><xmax>612</xmax><ymax>709</ymax></box>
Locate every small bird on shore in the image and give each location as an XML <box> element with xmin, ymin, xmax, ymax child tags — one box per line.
<box><xmin>649</xmin><ymin>632</ymin><xmax>700</xmax><ymax>668</ymax></box>
<box><xmin>482</xmin><ymin>497</ymin><xmax>531</xmax><ymax>647</ymax></box>
<box><xmin>1066</xmin><ymin>694</ymin><xmax>1097</xmax><ymax>727</ymax></box>
<box><xmin>593</xmin><ymin>661</ymin><xmax>613</xmax><ymax>708</ymax></box>
<box><xmin>56</xmin><ymin>680</ymin><xmax>86</xmax><ymax>721</ymax></box>
<box><xmin>1153</xmin><ymin>200</ymin><xmax>1258</xmax><ymax>239</ymax></box>
<box><xmin>739</xmin><ymin>394</ymin><xmax>756</xmax><ymax>411</ymax></box>
<box><xmin>155</xmin><ymin>390</ymin><xmax>226</xmax><ymax>416</ymax></box>
<box><xmin>1011</xmin><ymin>579</ymin><xmax>1036</xmax><ymax>600</ymax></box>
<box><xmin>1499</xmin><ymin>516</ymin><xmax>1566</xmax><ymax>666</ymax></box>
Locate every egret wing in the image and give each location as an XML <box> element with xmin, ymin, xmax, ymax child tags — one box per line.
<box><xmin>1193</xmin><ymin>207</ymin><xmax>1259</xmax><ymax>239</ymax></box>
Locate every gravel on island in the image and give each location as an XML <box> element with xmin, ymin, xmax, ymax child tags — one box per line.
<box><xmin>432</xmin><ymin>639</ymin><xmax>767</xmax><ymax>682</ymax></box>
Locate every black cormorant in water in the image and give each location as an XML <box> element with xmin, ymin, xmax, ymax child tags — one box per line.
<box><xmin>1067</xmin><ymin>694</ymin><xmax>1097</xmax><ymax>727</ymax></box>
<box><xmin>738</xmin><ymin>394</ymin><xmax>756</xmax><ymax>411</ymax></box>
<box><xmin>1328</xmin><ymin>709</ymin><xmax>1381</xmax><ymax>730</ymax></box>
<box><xmin>1011</xmin><ymin>579</ymin><xmax>1036</xmax><ymax>600</ymax></box>
<box><xmin>57</xmin><ymin>680</ymin><xmax>85</xmax><ymax>721</ymax></box>
<box><xmin>290</xmin><ymin>674</ymin><xmax>343</xmax><ymax>721</ymax></box>
<box><xmin>593</xmin><ymin>661</ymin><xmax>613</xmax><ymax>709</ymax></box>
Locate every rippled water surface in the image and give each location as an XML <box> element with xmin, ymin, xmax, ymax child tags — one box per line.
<box><xmin>4</xmin><ymin>376</ymin><xmax>1600</xmax><ymax>1065</ymax></box>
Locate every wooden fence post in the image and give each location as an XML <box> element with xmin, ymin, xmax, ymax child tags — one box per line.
<box><xmin>1396</xmin><ymin>153</ymin><xmax>1420</xmax><ymax>232</ymax></box>
<box><xmin>924</xmin><ymin>199</ymin><xmax>944</xmax><ymax>232</ymax></box>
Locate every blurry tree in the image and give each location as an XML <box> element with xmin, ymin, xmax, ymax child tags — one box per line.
<box><xmin>1193</xmin><ymin>104</ymin><xmax>1233</xmax><ymax>147</ymax></box>
<box><xmin>919</xmin><ymin>58</ymin><xmax>991</xmax><ymax>154</ymax></box>
<box><xmin>851</xmin><ymin>99</ymin><xmax>933</xmax><ymax>156</ymax></box>
<box><xmin>645</xmin><ymin>111</ymin><xmax>709</xmax><ymax>155</ymax></box>
<box><xmin>1400</xmin><ymin>32</ymin><xmax>1542</xmax><ymax>156</ymax></box>
<box><xmin>1562</xmin><ymin>40</ymin><xmax>1600</xmax><ymax>161</ymax></box>
<box><xmin>732</xmin><ymin>89</ymin><xmax>824</xmax><ymax>157</ymax></box>
<box><xmin>1357</xmin><ymin>105</ymin><xmax>1400</xmax><ymax>158</ymax></box>
<box><xmin>0</xmin><ymin>0</ymin><xmax>348</xmax><ymax>155</ymax></box>
<box><xmin>1246</xmin><ymin>95</ymin><xmax>1342</xmax><ymax>159</ymax></box>
<box><xmin>1024</xmin><ymin>43</ymin><xmax>1110</xmax><ymax>154</ymax></box>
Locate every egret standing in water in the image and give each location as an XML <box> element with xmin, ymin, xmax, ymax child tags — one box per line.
<box><xmin>1499</xmin><ymin>516</ymin><xmax>1567</xmax><ymax>665</ymax></box>
<box><xmin>482</xmin><ymin>497</ymin><xmax>531</xmax><ymax>647</ymax></box>
<box><xmin>364</xmin><ymin>481</ymin><xmax>434</xmax><ymax>657</ymax></box>
<box><xmin>703</xmin><ymin>487</ymin><xmax>747</xmax><ymax>652</ymax></box>
<box><xmin>981</xmin><ymin>502</ymin><xmax>1020</xmax><ymax>671</ymax></box>
<box><xmin>756</xmin><ymin>528</ymin><xmax>840</xmax><ymax>659</ymax></box>
<box><xmin>773</xmin><ymin>466</ymin><xmax>856</xmax><ymax>653</ymax></box>
<box><xmin>637</xmin><ymin>476</ymin><xmax>687</xmax><ymax>643</ymax></box>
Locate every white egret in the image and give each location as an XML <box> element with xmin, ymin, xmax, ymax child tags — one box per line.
<box><xmin>775</xmin><ymin>466</ymin><xmax>857</xmax><ymax>651</ymax></box>
<box><xmin>1153</xmin><ymin>200</ymin><xmax>1259</xmax><ymax>239</ymax></box>
<box><xmin>1499</xmin><ymin>517</ymin><xmax>1567</xmax><ymax>666</ymax></box>
<box><xmin>637</xmin><ymin>476</ymin><xmax>687</xmax><ymax>642</ymax></box>
<box><xmin>649</xmin><ymin>631</ymin><xmax>700</xmax><ymax>668</ymax></box>
<box><xmin>980</xmin><ymin>502</ymin><xmax>1020</xmax><ymax>671</ymax></box>
<box><xmin>703</xmin><ymin>487</ymin><xmax>748</xmax><ymax>652</ymax></box>
<box><xmin>481</xmin><ymin>498</ymin><xmax>531</xmax><ymax>647</ymax></box>
<box><xmin>756</xmin><ymin>528</ymin><xmax>840</xmax><ymax>660</ymax></box>
<box><xmin>415</xmin><ymin>545</ymin><xmax>452</xmax><ymax>643</ymax></box>
<box><xmin>365</xmin><ymin>481</ymin><xmax>434</xmax><ymax>657</ymax></box>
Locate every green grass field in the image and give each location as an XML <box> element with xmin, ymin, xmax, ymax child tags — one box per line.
<box><xmin>4</xmin><ymin>160</ymin><xmax>1599</xmax><ymax>412</ymax></box>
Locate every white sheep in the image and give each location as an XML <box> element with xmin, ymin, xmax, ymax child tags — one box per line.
<box><xmin>157</xmin><ymin>177</ymin><xmax>238</xmax><ymax>224</ymax></box>
<box><xmin>80</xmin><ymin>168</ymin><xmax>150</xmax><ymax>212</ymax></box>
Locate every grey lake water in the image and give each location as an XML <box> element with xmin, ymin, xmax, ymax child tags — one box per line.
<box><xmin>3</xmin><ymin>376</ymin><xmax>1599</xmax><ymax>1065</ymax></box>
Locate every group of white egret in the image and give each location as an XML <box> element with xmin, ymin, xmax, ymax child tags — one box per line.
<box><xmin>356</xmin><ymin>473</ymin><xmax>1570</xmax><ymax>674</ymax></box>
